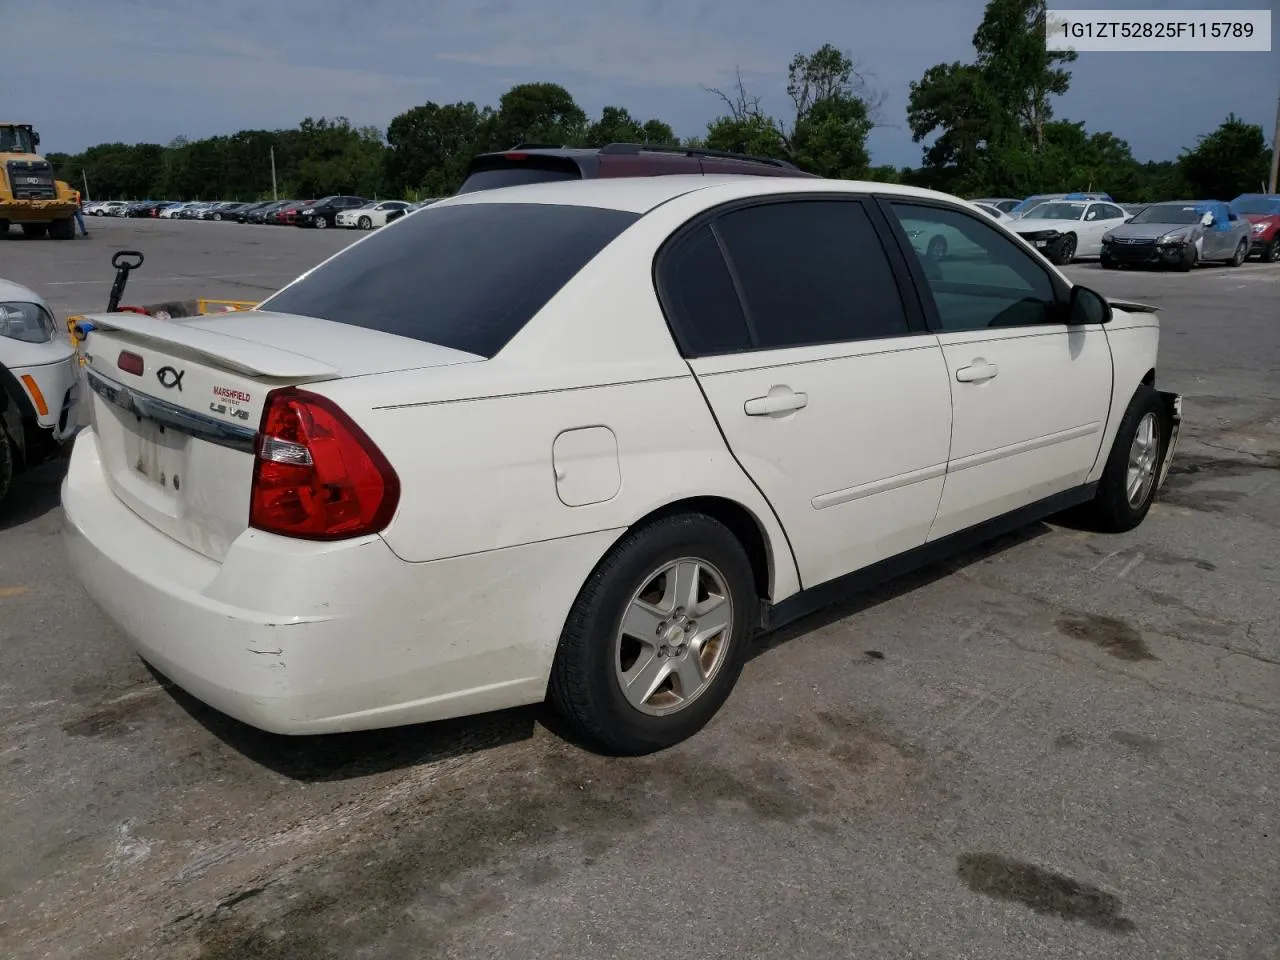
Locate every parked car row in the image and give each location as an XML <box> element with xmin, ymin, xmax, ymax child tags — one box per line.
<box><xmin>82</xmin><ymin>197</ymin><xmax>443</xmax><ymax>229</ymax></box>
<box><xmin>964</xmin><ymin>192</ymin><xmax>1280</xmax><ymax>268</ymax></box>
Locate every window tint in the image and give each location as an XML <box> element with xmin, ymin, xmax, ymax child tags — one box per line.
<box><xmin>1097</xmin><ymin>203</ymin><xmax>1125</xmax><ymax>220</ymax></box>
<box><xmin>260</xmin><ymin>202</ymin><xmax>638</xmax><ymax>358</ymax></box>
<box><xmin>457</xmin><ymin>157</ymin><xmax>583</xmax><ymax>195</ymax></box>
<box><xmin>712</xmin><ymin>199</ymin><xmax>910</xmax><ymax>349</ymax></box>
<box><xmin>888</xmin><ymin>202</ymin><xmax>1058</xmax><ymax>333</ymax></box>
<box><xmin>658</xmin><ymin>224</ymin><xmax>752</xmax><ymax>355</ymax></box>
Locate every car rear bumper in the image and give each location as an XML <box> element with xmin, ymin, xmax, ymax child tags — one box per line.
<box><xmin>62</xmin><ymin>428</ymin><xmax>615</xmax><ymax>735</ymax></box>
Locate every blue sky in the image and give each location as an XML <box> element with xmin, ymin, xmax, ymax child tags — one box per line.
<box><xmin>3</xmin><ymin>0</ymin><xmax>1276</xmax><ymax>167</ymax></box>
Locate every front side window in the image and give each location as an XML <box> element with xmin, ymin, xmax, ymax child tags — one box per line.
<box><xmin>260</xmin><ymin>202</ymin><xmax>638</xmax><ymax>358</ymax></box>
<box><xmin>888</xmin><ymin>202</ymin><xmax>1059</xmax><ymax>333</ymax></box>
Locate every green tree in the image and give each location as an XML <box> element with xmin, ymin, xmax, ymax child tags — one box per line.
<box><xmin>386</xmin><ymin>101</ymin><xmax>491</xmax><ymax>196</ymax></box>
<box><xmin>492</xmin><ymin>82</ymin><xmax>587</xmax><ymax>147</ymax></box>
<box><xmin>584</xmin><ymin>106</ymin><xmax>676</xmax><ymax>147</ymax></box>
<box><xmin>1179</xmin><ymin>114</ymin><xmax>1271</xmax><ymax>199</ymax></box>
<box><xmin>907</xmin><ymin>0</ymin><xmax>1076</xmax><ymax>192</ymax></box>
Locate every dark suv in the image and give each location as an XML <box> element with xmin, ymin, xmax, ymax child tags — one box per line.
<box><xmin>456</xmin><ymin>142</ymin><xmax>817</xmax><ymax>194</ymax></box>
<box><xmin>296</xmin><ymin>196</ymin><xmax>367</xmax><ymax>229</ymax></box>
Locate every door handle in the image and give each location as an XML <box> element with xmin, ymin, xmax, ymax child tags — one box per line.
<box><xmin>955</xmin><ymin>361</ymin><xmax>998</xmax><ymax>383</ymax></box>
<box><xmin>744</xmin><ymin>389</ymin><xmax>809</xmax><ymax>416</ymax></box>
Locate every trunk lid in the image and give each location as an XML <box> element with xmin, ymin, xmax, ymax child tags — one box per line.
<box><xmin>79</xmin><ymin>310</ymin><xmax>481</xmax><ymax>560</ymax></box>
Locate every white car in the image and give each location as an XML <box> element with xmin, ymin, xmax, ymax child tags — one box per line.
<box><xmin>1</xmin><ymin>278</ymin><xmax>79</xmax><ymax>508</ymax></box>
<box><xmin>1009</xmin><ymin>199</ymin><xmax>1131</xmax><ymax>264</ymax></box>
<box><xmin>93</xmin><ymin>201</ymin><xmax>129</xmax><ymax>217</ymax></box>
<box><xmin>62</xmin><ymin>176</ymin><xmax>1182</xmax><ymax>754</ymax></box>
<box><xmin>973</xmin><ymin>202</ymin><xmax>1015</xmax><ymax>223</ymax></box>
<box><xmin>159</xmin><ymin>202</ymin><xmax>196</xmax><ymax>219</ymax></box>
<box><xmin>336</xmin><ymin>200</ymin><xmax>414</xmax><ymax>229</ymax></box>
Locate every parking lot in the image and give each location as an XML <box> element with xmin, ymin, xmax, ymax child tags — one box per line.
<box><xmin>2</xmin><ymin>217</ymin><xmax>1277</xmax><ymax>960</ymax></box>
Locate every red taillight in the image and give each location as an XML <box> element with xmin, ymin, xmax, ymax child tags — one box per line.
<box><xmin>118</xmin><ymin>350</ymin><xmax>144</xmax><ymax>375</ymax></box>
<box><xmin>504</xmin><ymin>152</ymin><xmax>528</xmax><ymax>160</ymax></box>
<box><xmin>249</xmin><ymin>388</ymin><xmax>400</xmax><ymax>540</ymax></box>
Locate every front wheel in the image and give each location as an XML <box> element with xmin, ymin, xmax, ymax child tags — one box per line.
<box><xmin>1052</xmin><ymin>233</ymin><xmax>1077</xmax><ymax>265</ymax></box>
<box><xmin>1227</xmin><ymin>239</ymin><xmax>1247</xmax><ymax>267</ymax></box>
<box><xmin>1175</xmin><ymin>244</ymin><xmax>1196</xmax><ymax>272</ymax></box>
<box><xmin>1084</xmin><ymin>385</ymin><xmax>1168</xmax><ymax>533</ymax></box>
<box><xmin>315</xmin><ymin>217</ymin><xmax>328</xmax><ymax>229</ymax></box>
<box><xmin>358</xmin><ymin>216</ymin><xmax>372</xmax><ymax>230</ymax></box>
<box><xmin>0</xmin><ymin>427</ymin><xmax>12</xmax><ymax>507</ymax></box>
<box><xmin>1100</xmin><ymin>253</ymin><xmax>1118</xmax><ymax>270</ymax></box>
<box><xmin>549</xmin><ymin>513</ymin><xmax>757</xmax><ymax>754</ymax></box>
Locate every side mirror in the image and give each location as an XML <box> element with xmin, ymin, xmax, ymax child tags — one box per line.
<box><xmin>1200</xmin><ymin>212</ymin><xmax>1213</xmax><ymax>226</ymax></box>
<box><xmin>1067</xmin><ymin>285</ymin><xmax>1111</xmax><ymax>326</ymax></box>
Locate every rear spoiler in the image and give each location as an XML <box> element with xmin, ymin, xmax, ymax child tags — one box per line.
<box><xmin>76</xmin><ymin>310</ymin><xmax>340</xmax><ymax>381</ymax></box>
<box><xmin>1107</xmin><ymin>298</ymin><xmax>1160</xmax><ymax>314</ymax></box>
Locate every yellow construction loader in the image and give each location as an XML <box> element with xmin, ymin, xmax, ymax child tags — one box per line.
<box><xmin>0</xmin><ymin>122</ymin><xmax>79</xmax><ymax>239</ymax></box>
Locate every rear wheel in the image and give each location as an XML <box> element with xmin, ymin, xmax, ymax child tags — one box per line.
<box><xmin>48</xmin><ymin>217</ymin><xmax>74</xmax><ymax>240</ymax></box>
<box><xmin>21</xmin><ymin>223</ymin><xmax>48</xmax><ymax>239</ymax></box>
<box><xmin>1227</xmin><ymin>238</ymin><xmax>1247</xmax><ymax>267</ymax></box>
<box><xmin>0</xmin><ymin>219</ymin><xmax>9</xmax><ymax>234</ymax></box>
<box><xmin>1084</xmin><ymin>385</ymin><xmax>1168</xmax><ymax>533</ymax></box>
<box><xmin>549</xmin><ymin>513</ymin><xmax>757</xmax><ymax>754</ymax></box>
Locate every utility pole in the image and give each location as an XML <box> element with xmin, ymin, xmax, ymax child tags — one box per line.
<box><xmin>81</xmin><ymin>169</ymin><xmax>90</xmax><ymax>202</ymax></box>
<box><xmin>1269</xmin><ymin>86</ymin><xmax>1280</xmax><ymax>195</ymax></box>
<box><xmin>270</xmin><ymin>146</ymin><xmax>278</xmax><ymax>201</ymax></box>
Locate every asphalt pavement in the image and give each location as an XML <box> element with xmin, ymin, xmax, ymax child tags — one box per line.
<box><xmin>1</xmin><ymin>217</ymin><xmax>1277</xmax><ymax>960</ymax></box>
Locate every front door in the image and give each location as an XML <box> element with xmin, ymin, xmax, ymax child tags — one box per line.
<box><xmin>881</xmin><ymin>199</ymin><xmax>1114</xmax><ymax>540</ymax></box>
<box><xmin>656</xmin><ymin>197</ymin><xmax>954</xmax><ymax>589</ymax></box>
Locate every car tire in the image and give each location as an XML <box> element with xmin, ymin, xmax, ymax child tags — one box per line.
<box><xmin>1053</xmin><ymin>233</ymin><xmax>1077</xmax><ymax>265</ymax></box>
<box><xmin>315</xmin><ymin>217</ymin><xmax>328</xmax><ymax>229</ymax></box>
<box><xmin>49</xmin><ymin>217</ymin><xmax>75</xmax><ymax>240</ymax></box>
<box><xmin>1084</xmin><ymin>385</ymin><xmax>1168</xmax><ymax>533</ymax></box>
<box><xmin>1100</xmin><ymin>253</ymin><xmax>1117</xmax><ymax>270</ymax></box>
<box><xmin>213</xmin><ymin>213</ymin><xmax>222</xmax><ymax>221</ymax></box>
<box><xmin>0</xmin><ymin>427</ymin><xmax>12</xmax><ymax>507</ymax></box>
<box><xmin>549</xmin><ymin>513</ymin><xmax>758</xmax><ymax>755</ymax></box>
<box><xmin>21</xmin><ymin>223</ymin><xmax>48</xmax><ymax>239</ymax></box>
<box><xmin>1262</xmin><ymin>237</ymin><xmax>1280</xmax><ymax>263</ymax></box>
<box><xmin>1175</xmin><ymin>245</ymin><xmax>1196</xmax><ymax>272</ymax></box>
<box><xmin>358</xmin><ymin>216</ymin><xmax>372</xmax><ymax>230</ymax></box>
<box><xmin>1227</xmin><ymin>239</ymin><xmax>1247</xmax><ymax>267</ymax></box>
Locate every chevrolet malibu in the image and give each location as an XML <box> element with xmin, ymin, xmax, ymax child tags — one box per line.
<box><xmin>62</xmin><ymin>176</ymin><xmax>1182</xmax><ymax>754</ymax></box>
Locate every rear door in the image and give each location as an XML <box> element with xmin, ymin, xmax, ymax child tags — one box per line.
<box><xmin>657</xmin><ymin>196</ymin><xmax>953</xmax><ymax>589</ymax></box>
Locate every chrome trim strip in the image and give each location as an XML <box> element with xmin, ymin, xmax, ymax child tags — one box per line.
<box><xmin>947</xmin><ymin>422</ymin><xmax>1102</xmax><ymax>474</ymax></box>
<box><xmin>85</xmin><ymin>367</ymin><xmax>257</xmax><ymax>454</ymax></box>
<box><xmin>812</xmin><ymin>462</ymin><xmax>948</xmax><ymax>511</ymax></box>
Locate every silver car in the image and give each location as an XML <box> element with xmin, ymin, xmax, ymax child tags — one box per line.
<box><xmin>1100</xmin><ymin>200</ymin><xmax>1252</xmax><ymax>271</ymax></box>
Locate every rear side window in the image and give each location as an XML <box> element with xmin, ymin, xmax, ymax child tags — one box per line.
<box><xmin>712</xmin><ymin>199</ymin><xmax>911</xmax><ymax>349</ymax></box>
<box><xmin>260</xmin><ymin>202</ymin><xmax>638</xmax><ymax>358</ymax></box>
<box><xmin>457</xmin><ymin>156</ymin><xmax>583</xmax><ymax>195</ymax></box>
<box><xmin>657</xmin><ymin>225</ymin><xmax>752</xmax><ymax>355</ymax></box>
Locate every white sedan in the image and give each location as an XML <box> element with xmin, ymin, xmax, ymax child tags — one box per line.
<box><xmin>62</xmin><ymin>176</ymin><xmax>1182</xmax><ymax>754</ymax></box>
<box><xmin>1</xmin><ymin>278</ymin><xmax>80</xmax><ymax>509</ymax></box>
<box><xmin>1009</xmin><ymin>199</ymin><xmax>1131</xmax><ymax>264</ymax></box>
<box><xmin>336</xmin><ymin>200</ymin><xmax>414</xmax><ymax>229</ymax></box>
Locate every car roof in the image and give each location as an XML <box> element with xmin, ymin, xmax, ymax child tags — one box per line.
<box><xmin>0</xmin><ymin>277</ymin><xmax>47</xmax><ymax>305</ymax></box>
<box><xmin>437</xmin><ymin>174</ymin><xmax>969</xmax><ymax>215</ymax></box>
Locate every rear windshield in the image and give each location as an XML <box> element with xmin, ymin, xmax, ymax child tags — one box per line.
<box><xmin>259</xmin><ymin>201</ymin><xmax>639</xmax><ymax>358</ymax></box>
<box><xmin>456</xmin><ymin>157</ymin><xmax>583</xmax><ymax>195</ymax></box>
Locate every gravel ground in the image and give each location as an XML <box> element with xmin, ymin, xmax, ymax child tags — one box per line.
<box><xmin>2</xmin><ymin>216</ymin><xmax>1277</xmax><ymax>960</ymax></box>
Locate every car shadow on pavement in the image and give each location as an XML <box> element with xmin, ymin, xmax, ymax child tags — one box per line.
<box><xmin>751</xmin><ymin>520</ymin><xmax>1054</xmax><ymax>661</ymax></box>
<box><xmin>150</xmin><ymin>662</ymin><xmax>539</xmax><ymax>783</ymax></box>
<box><xmin>0</xmin><ymin>457</ymin><xmax>68</xmax><ymax>532</ymax></box>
